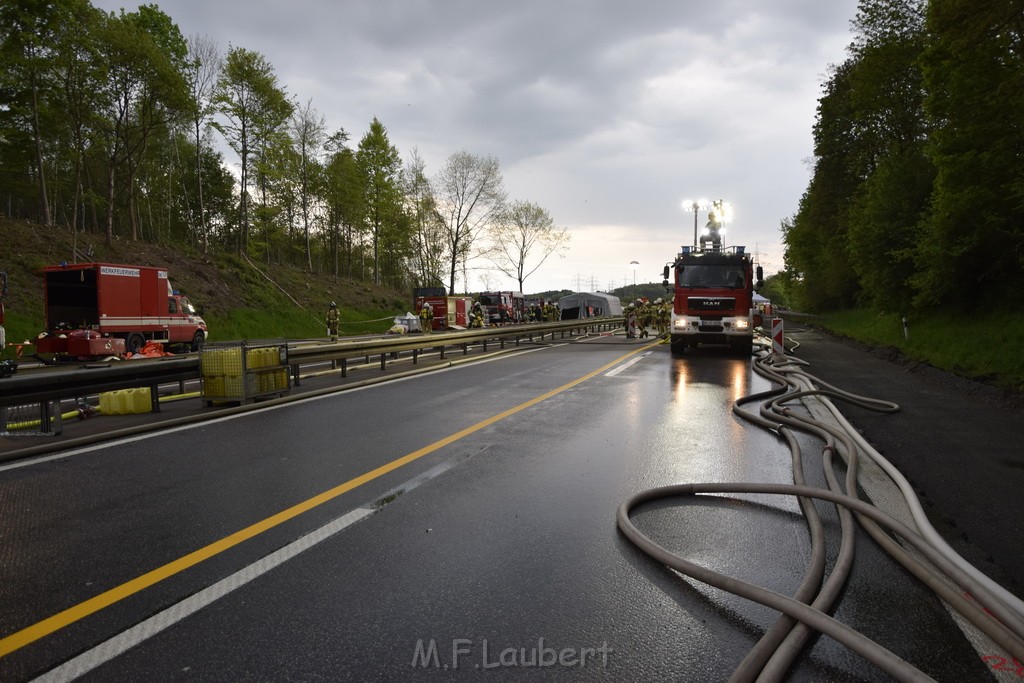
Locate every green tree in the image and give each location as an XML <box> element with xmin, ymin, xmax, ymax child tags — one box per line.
<box><xmin>355</xmin><ymin>118</ymin><xmax>403</xmax><ymax>286</ymax></box>
<box><xmin>92</xmin><ymin>8</ymin><xmax>190</xmax><ymax>247</ymax></box>
<box><xmin>51</xmin><ymin>0</ymin><xmax>104</xmax><ymax>241</ymax></box>
<box><xmin>843</xmin><ymin>0</ymin><xmax>931</xmax><ymax>311</ymax></box>
<box><xmin>914</xmin><ymin>0</ymin><xmax>1024</xmax><ymax>308</ymax></box>
<box><xmin>402</xmin><ymin>147</ymin><xmax>444</xmax><ymax>288</ymax></box>
<box><xmin>785</xmin><ymin>0</ymin><xmax>930</xmax><ymax>312</ymax></box>
<box><xmin>213</xmin><ymin>46</ymin><xmax>291</xmax><ymax>255</ymax></box>
<box><xmin>0</xmin><ymin>0</ymin><xmax>84</xmax><ymax>226</ymax></box>
<box><xmin>784</xmin><ymin>59</ymin><xmax>866</xmax><ymax>311</ymax></box>
<box><xmin>323</xmin><ymin>132</ymin><xmax>365</xmax><ymax>280</ymax></box>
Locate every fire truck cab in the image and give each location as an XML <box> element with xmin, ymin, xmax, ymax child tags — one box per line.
<box><xmin>663</xmin><ymin>246</ymin><xmax>763</xmax><ymax>356</ymax></box>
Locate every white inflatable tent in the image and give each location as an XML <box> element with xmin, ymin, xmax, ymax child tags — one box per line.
<box><xmin>557</xmin><ymin>292</ymin><xmax>623</xmax><ymax>319</ymax></box>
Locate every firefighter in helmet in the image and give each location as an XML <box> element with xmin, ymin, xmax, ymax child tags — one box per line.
<box><xmin>654</xmin><ymin>298</ymin><xmax>669</xmax><ymax>338</ymax></box>
<box><xmin>470</xmin><ymin>300</ymin><xmax>485</xmax><ymax>328</ymax></box>
<box><xmin>635</xmin><ymin>299</ymin><xmax>650</xmax><ymax>339</ymax></box>
<box><xmin>419</xmin><ymin>302</ymin><xmax>434</xmax><ymax>335</ymax></box>
<box><xmin>326</xmin><ymin>301</ymin><xmax>339</xmax><ymax>341</ymax></box>
<box><xmin>626</xmin><ymin>303</ymin><xmax>638</xmax><ymax>338</ymax></box>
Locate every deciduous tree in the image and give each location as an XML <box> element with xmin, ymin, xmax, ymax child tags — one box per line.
<box><xmin>185</xmin><ymin>33</ymin><xmax>221</xmax><ymax>253</ymax></box>
<box><xmin>487</xmin><ymin>200</ymin><xmax>569</xmax><ymax>292</ymax></box>
<box><xmin>431</xmin><ymin>151</ymin><xmax>505</xmax><ymax>294</ymax></box>
<box><xmin>355</xmin><ymin>118</ymin><xmax>403</xmax><ymax>286</ymax></box>
<box><xmin>213</xmin><ymin>46</ymin><xmax>291</xmax><ymax>254</ymax></box>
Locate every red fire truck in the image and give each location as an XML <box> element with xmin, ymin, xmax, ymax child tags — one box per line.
<box><xmin>663</xmin><ymin>246</ymin><xmax>763</xmax><ymax>356</ymax></box>
<box><xmin>414</xmin><ymin>290</ymin><xmax>474</xmax><ymax>330</ymax></box>
<box><xmin>477</xmin><ymin>291</ymin><xmax>526</xmax><ymax>325</ymax></box>
<box><xmin>34</xmin><ymin>263</ymin><xmax>208</xmax><ymax>358</ymax></box>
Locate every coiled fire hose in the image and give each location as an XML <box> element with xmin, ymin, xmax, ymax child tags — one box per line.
<box><xmin>617</xmin><ymin>341</ymin><xmax>1024</xmax><ymax>682</ymax></box>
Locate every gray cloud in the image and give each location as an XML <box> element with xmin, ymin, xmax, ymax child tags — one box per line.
<box><xmin>95</xmin><ymin>0</ymin><xmax>856</xmax><ymax>290</ymax></box>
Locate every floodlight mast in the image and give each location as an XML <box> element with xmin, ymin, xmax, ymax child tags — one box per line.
<box><xmin>682</xmin><ymin>199</ymin><xmax>708</xmax><ymax>249</ymax></box>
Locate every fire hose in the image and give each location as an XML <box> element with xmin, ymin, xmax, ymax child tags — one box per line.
<box><xmin>616</xmin><ymin>341</ymin><xmax>1024</xmax><ymax>682</ymax></box>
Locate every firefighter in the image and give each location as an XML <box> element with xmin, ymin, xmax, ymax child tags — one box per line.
<box><xmin>326</xmin><ymin>301</ymin><xmax>339</xmax><ymax>341</ymax></box>
<box><xmin>702</xmin><ymin>210</ymin><xmax>723</xmax><ymax>250</ymax></box>
<box><xmin>635</xmin><ymin>299</ymin><xmax>650</xmax><ymax>339</ymax></box>
<box><xmin>470</xmin><ymin>300</ymin><xmax>485</xmax><ymax>328</ymax></box>
<box><xmin>654</xmin><ymin>298</ymin><xmax>669</xmax><ymax>338</ymax></box>
<box><xmin>419</xmin><ymin>302</ymin><xmax>433</xmax><ymax>335</ymax></box>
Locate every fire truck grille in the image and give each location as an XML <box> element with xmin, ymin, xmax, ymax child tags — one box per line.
<box><xmin>687</xmin><ymin>297</ymin><xmax>735</xmax><ymax>311</ymax></box>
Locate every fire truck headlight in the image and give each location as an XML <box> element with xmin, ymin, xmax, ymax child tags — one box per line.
<box><xmin>673</xmin><ymin>319</ymin><xmax>687</xmax><ymax>329</ymax></box>
<box><xmin>734</xmin><ymin>319</ymin><xmax>749</xmax><ymax>331</ymax></box>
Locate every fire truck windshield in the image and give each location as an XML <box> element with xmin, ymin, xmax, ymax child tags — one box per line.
<box><xmin>680</xmin><ymin>265</ymin><xmax>746</xmax><ymax>289</ymax></box>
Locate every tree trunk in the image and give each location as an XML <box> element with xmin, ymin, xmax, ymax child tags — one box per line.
<box><xmin>195</xmin><ymin>119</ymin><xmax>208</xmax><ymax>254</ymax></box>
<box><xmin>31</xmin><ymin>74</ymin><xmax>51</xmax><ymax>227</ymax></box>
<box><xmin>105</xmin><ymin>163</ymin><xmax>116</xmax><ymax>248</ymax></box>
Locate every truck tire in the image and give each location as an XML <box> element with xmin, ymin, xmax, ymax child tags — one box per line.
<box><xmin>191</xmin><ymin>331</ymin><xmax>205</xmax><ymax>352</ymax></box>
<box><xmin>670</xmin><ymin>336</ymin><xmax>687</xmax><ymax>356</ymax></box>
<box><xmin>126</xmin><ymin>333</ymin><xmax>145</xmax><ymax>354</ymax></box>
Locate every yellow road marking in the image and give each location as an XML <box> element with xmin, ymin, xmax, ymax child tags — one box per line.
<box><xmin>0</xmin><ymin>341</ymin><xmax>658</xmax><ymax>658</ymax></box>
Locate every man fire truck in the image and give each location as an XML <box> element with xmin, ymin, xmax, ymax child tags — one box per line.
<box><xmin>662</xmin><ymin>245</ymin><xmax>763</xmax><ymax>356</ymax></box>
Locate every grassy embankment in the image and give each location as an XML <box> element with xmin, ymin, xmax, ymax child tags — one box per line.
<box><xmin>806</xmin><ymin>309</ymin><xmax>1024</xmax><ymax>391</ymax></box>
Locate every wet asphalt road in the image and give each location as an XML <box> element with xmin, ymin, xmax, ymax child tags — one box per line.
<box><xmin>0</xmin><ymin>330</ymin><xmax>1016</xmax><ymax>681</ymax></box>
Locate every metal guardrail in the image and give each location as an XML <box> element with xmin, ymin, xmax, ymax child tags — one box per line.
<box><xmin>0</xmin><ymin>318</ymin><xmax>623</xmax><ymax>408</ymax></box>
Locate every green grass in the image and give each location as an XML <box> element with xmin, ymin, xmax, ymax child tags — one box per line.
<box><xmin>206</xmin><ymin>305</ymin><xmax>399</xmax><ymax>342</ymax></box>
<box><xmin>815</xmin><ymin>309</ymin><xmax>1024</xmax><ymax>391</ymax></box>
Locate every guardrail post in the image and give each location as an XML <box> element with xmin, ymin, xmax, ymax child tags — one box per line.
<box><xmin>439</xmin><ymin>346</ymin><xmax>446</xmax><ymax>360</ymax></box>
<box><xmin>341</xmin><ymin>358</ymin><xmax>348</xmax><ymax>377</ymax></box>
<box><xmin>413</xmin><ymin>348</ymin><xmax>419</xmax><ymax>365</ymax></box>
<box><xmin>150</xmin><ymin>385</ymin><xmax>160</xmax><ymax>412</ymax></box>
<box><xmin>483</xmin><ymin>339</ymin><xmax>488</xmax><ymax>352</ymax></box>
<box><xmin>500</xmin><ymin>337</ymin><xmax>505</xmax><ymax>349</ymax></box>
<box><xmin>50</xmin><ymin>400</ymin><xmax>63</xmax><ymax>435</ymax></box>
<box><xmin>462</xmin><ymin>344</ymin><xmax>468</xmax><ymax>356</ymax></box>
<box><xmin>380</xmin><ymin>354</ymin><xmax>387</xmax><ymax>370</ymax></box>
<box><xmin>292</xmin><ymin>363</ymin><xmax>301</xmax><ymax>386</ymax></box>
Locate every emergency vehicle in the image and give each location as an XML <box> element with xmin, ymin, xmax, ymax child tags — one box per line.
<box><xmin>477</xmin><ymin>291</ymin><xmax>525</xmax><ymax>325</ymax></box>
<box><xmin>34</xmin><ymin>263</ymin><xmax>208</xmax><ymax>358</ymax></box>
<box><xmin>663</xmin><ymin>246</ymin><xmax>763</xmax><ymax>356</ymax></box>
<box><xmin>414</xmin><ymin>291</ymin><xmax>474</xmax><ymax>330</ymax></box>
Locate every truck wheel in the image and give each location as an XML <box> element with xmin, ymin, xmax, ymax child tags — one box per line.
<box><xmin>191</xmin><ymin>331</ymin><xmax>205</xmax><ymax>352</ymax></box>
<box><xmin>126</xmin><ymin>334</ymin><xmax>145</xmax><ymax>354</ymax></box>
<box><xmin>670</xmin><ymin>337</ymin><xmax>686</xmax><ymax>356</ymax></box>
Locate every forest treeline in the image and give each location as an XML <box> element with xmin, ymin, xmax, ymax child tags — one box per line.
<box><xmin>782</xmin><ymin>0</ymin><xmax>1023</xmax><ymax>313</ymax></box>
<box><xmin>0</xmin><ymin>1</ymin><xmax>569</xmax><ymax>295</ymax></box>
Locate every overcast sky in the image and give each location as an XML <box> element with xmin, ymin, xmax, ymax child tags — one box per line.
<box><xmin>96</xmin><ymin>0</ymin><xmax>858</xmax><ymax>294</ymax></box>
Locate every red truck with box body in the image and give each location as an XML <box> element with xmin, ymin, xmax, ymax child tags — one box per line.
<box><xmin>34</xmin><ymin>263</ymin><xmax>208</xmax><ymax>358</ymax></box>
